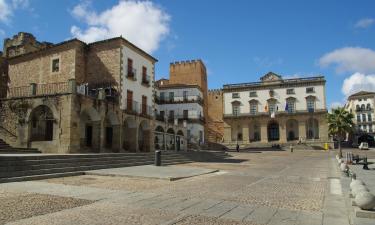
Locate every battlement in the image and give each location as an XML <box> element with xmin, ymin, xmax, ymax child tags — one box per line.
<box><xmin>208</xmin><ymin>89</ymin><xmax>223</xmax><ymax>95</ymax></box>
<box><xmin>170</xmin><ymin>59</ymin><xmax>206</xmax><ymax>71</ymax></box>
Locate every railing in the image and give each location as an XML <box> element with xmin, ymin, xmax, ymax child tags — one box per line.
<box><xmin>126</xmin><ymin>68</ymin><xmax>137</xmax><ymax>80</ymax></box>
<box><xmin>8</xmin><ymin>86</ymin><xmax>30</xmax><ymax>98</ymax></box>
<box><xmin>141</xmin><ymin>75</ymin><xmax>151</xmax><ymax>86</ymax></box>
<box><xmin>124</xmin><ymin>99</ymin><xmax>153</xmax><ymax>117</ymax></box>
<box><xmin>155</xmin><ymin>95</ymin><xmax>204</xmax><ymax>105</ymax></box>
<box><xmin>36</xmin><ymin>82</ymin><xmax>69</xmax><ymax>95</ymax></box>
<box><xmin>77</xmin><ymin>82</ymin><xmax>119</xmax><ymax>102</ymax></box>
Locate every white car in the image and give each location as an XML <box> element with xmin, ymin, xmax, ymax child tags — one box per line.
<box><xmin>359</xmin><ymin>142</ymin><xmax>369</xmax><ymax>150</ymax></box>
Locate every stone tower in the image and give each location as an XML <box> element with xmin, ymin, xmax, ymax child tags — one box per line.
<box><xmin>207</xmin><ymin>89</ymin><xmax>224</xmax><ymax>143</ymax></box>
<box><xmin>3</xmin><ymin>32</ymin><xmax>52</xmax><ymax>58</ymax></box>
<box><xmin>169</xmin><ymin>60</ymin><xmax>208</xmax><ymax>141</ymax></box>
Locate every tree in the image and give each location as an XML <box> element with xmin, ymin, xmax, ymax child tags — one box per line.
<box><xmin>327</xmin><ymin>107</ymin><xmax>354</xmax><ymax>158</ymax></box>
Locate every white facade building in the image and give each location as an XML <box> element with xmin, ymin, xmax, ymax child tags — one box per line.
<box><xmin>222</xmin><ymin>72</ymin><xmax>329</xmax><ymax>147</ymax></box>
<box><xmin>155</xmin><ymin>83</ymin><xmax>205</xmax><ymax>145</ymax></box>
<box><xmin>344</xmin><ymin>91</ymin><xmax>375</xmax><ymax>146</ymax></box>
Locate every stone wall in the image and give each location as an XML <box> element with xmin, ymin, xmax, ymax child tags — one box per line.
<box><xmin>0</xmin><ymin>54</ymin><xmax>8</xmax><ymax>98</ymax></box>
<box><xmin>207</xmin><ymin>89</ymin><xmax>224</xmax><ymax>143</ymax></box>
<box><xmin>7</xmin><ymin>41</ymin><xmax>85</xmax><ymax>88</ymax></box>
<box><xmin>86</xmin><ymin>40</ymin><xmax>121</xmax><ymax>86</ymax></box>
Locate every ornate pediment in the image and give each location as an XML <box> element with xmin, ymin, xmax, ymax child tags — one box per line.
<box><xmin>260</xmin><ymin>72</ymin><xmax>282</xmax><ymax>82</ymax></box>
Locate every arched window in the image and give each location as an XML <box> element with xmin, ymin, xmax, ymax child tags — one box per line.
<box><xmin>361</xmin><ymin>104</ymin><xmax>365</xmax><ymax>110</ymax></box>
<box><xmin>367</xmin><ymin>104</ymin><xmax>371</xmax><ymax>110</ymax></box>
<box><xmin>231</xmin><ymin>101</ymin><xmax>241</xmax><ymax>116</ymax></box>
<box><xmin>306</xmin><ymin>96</ymin><xmax>316</xmax><ymax>112</ymax></box>
<box><xmin>356</xmin><ymin>105</ymin><xmax>360</xmax><ymax>111</ymax></box>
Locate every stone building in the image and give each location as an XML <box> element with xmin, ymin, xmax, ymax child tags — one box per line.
<box><xmin>0</xmin><ymin>52</ymin><xmax>8</xmax><ymax>98</ymax></box>
<box><xmin>344</xmin><ymin>91</ymin><xmax>375</xmax><ymax>146</ymax></box>
<box><xmin>3</xmin><ymin>32</ymin><xmax>52</xmax><ymax>58</ymax></box>
<box><xmin>155</xmin><ymin>82</ymin><xmax>204</xmax><ymax>147</ymax></box>
<box><xmin>0</xmin><ymin>34</ymin><xmax>186</xmax><ymax>153</ymax></box>
<box><xmin>222</xmin><ymin>72</ymin><xmax>329</xmax><ymax>148</ymax></box>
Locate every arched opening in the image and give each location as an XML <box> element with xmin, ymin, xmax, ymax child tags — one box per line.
<box><xmin>286</xmin><ymin>119</ymin><xmax>299</xmax><ymax>141</ymax></box>
<box><xmin>80</xmin><ymin>107</ymin><xmax>101</xmax><ymax>152</ymax></box>
<box><xmin>267</xmin><ymin>121</ymin><xmax>279</xmax><ymax>141</ymax></box>
<box><xmin>154</xmin><ymin>126</ymin><xmax>165</xmax><ymax>150</ymax></box>
<box><xmin>306</xmin><ymin>118</ymin><xmax>319</xmax><ymax>139</ymax></box>
<box><xmin>166</xmin><ymin>128</ymin><xmax>175</xmax><ymax>151</ymax></box>
<box><xmin>138</xmin><ymin>120</ymin><xmax>150</xmax><ymax>152</ymax></box>
<box><xmin>29</xmin><ymin>105</ymin><xmax>54</xmax><ymax>141</ymax></box>
<box><xmin>104</xmin><ymin>111</ymin><xmax>120</xmax><ymax>151</ymax></box>
<box><xmin>249</xmin><ymin>122</ymin><xmax>261</xmax><ymax>142</ymax></box>
<box><xmin>122</xmin><ymin>117</ymin><xmax>137</xmax><ymax>152</ymax></box>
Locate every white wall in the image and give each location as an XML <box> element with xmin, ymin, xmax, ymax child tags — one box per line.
<box><xmin>223</xmin><ymin>84</ymin><xmax>326</xmax><ymax>114</ymax></box>
<box><xmin>120</xmin><ymin>45</ymin><xmax>154</xmax><ymax>110</ymax></box>
<box><xmin>346</xmin><ymin>96</ymin><xmax>375</xmax><ymax>133</ymax></box>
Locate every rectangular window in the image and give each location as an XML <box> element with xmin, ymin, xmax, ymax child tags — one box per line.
<box><xmin>52</xmin><ymin>58</ymin><xmax>60</xmax><ymax>72</ymax></box>
<box><xmin>363</xmin><ymin>125</ymin><xmax>367</xmax><ymax>131</ymax></box>
<box><xmin>306</xmin><ymin>87</ymin><xmax>314</xmax><ymax>93</ymax></box>
<box><xmin>160</xmin><ymin>92</ymin><xmax>165</xmax><ymax>101</ymax></box>
<box><xmin>160</xmin><ymin>110</ymin><xmax>165</xmax><ymax>118</ymax></box>
<box><xmin>362</xmin><ymin>114</ymin><xmax>366</xmax><ymax>122</ymax></box>
<box><xmin>269</xmin><ymin>103</ymin><xmax>276</xmax><ymax>114</ymax></box>
<box><xmin>232</xmin><ymin>105</ymin><xmax>240</xmax><ymax>115</ymax></box>
<box><xmin>142</xmin><ymin>66</ymin><xmax>148</xmax><ymax>83</ymax></box>
<box><xmin>307</xmin><ymin>99</ymin><xmax>315</xmax><ymax>112</ymax></box>
<box><xmin>287</xmin><ymin>100</ymin><xmax>295</xmax><ymax>113</ymax></box>
<box><xmin>126</xmin><ymin>90</ymin><xmax>133</xmax><ymax>111</ymax></box>
<box><xmin>169</xmin><ymin>110</ymin><xmax>174</xmax><ymax>120</ymax></box>
<box><xmin>142</xmin><ymin>96</ymin><xmax>147</xmax><ymax>115</ymax></box>
<box><xmin>169</xmin><ymin>92</ymin><xmax>174</xmax><ymax>102</ymax></box>
<box><xmin>183</xmin><ymin>91</ymin><xmax>188</xmax><ymax>101</ymax></box>
<box><xmin>357</xmin><ymin>115</ymin><xmax>361</xmax><ymax>122</ymax></box>
<box><xmin>286</xmin><ymin>89</ymin><xmax>295</xmax><ymax>95</ymax></box>
<box><xmin>368</xmin><ymin>113</ymin><xmax>372</xmax><ymax>122</ymax></box>
<box><xmin>232</xmin><ymin>93</ymin><xmax>240</xmax><ymax>98</ymax></box>
<box><xmin>127</xmin><ymin>58</ymin><xmax>134</xmax><ymax>77</ymax></box>
<box><xmin>369</xmin><ymin>124</ymin><xmax>373</xmax><ymax>132</ymax></box>
<box><xmin>183</xmin><ymin>110</ymin><xmax>188</xmax><ymax>119</ymax></box>
<box><xmin>249</xmin><ymin>91</ymin><xmax>257</xmax><ymax>97</ymax></box>
<box><xmin>250</xmin><ymin>103</ymin><xmax>257</xmax><ymax>115</ymax></box>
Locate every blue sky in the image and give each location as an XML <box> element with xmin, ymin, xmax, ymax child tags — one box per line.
<box><xmin>1</xmin><ymin>0</ymin><xmax>375</xmax><ymax>108</ymax></box>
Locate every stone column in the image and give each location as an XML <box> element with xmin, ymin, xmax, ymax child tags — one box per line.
<box><xmin>279</xmin><ymin>119</ymin><xmax>287</xmax><ymax>143</ymax></box>
<box><xmin>298</xmin><ymin>120</ymin><xmax>306</xmax><ymax>142</ymax></box>
<box><xmin>260</xmin><ymin>121</ymin><xmax>268</xmax><ymax>143</ymax></box>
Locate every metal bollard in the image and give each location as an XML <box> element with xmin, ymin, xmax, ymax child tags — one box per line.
<box><xmin>155</xmin><ymin>150</ymin><xmax>161</xmax><ymax>166</ymax></box>
<box><xmin>290</xmin><ymin>145</ymin><xmax>293</xmax><ymax>153</ymax></box>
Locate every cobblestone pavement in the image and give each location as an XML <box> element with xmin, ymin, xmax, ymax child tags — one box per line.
<box><xmin>0</xmin><ymin>150</ymin><xmax>351</xmax><ymax>225</ymax></box>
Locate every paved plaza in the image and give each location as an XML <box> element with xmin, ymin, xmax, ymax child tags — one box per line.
<box><xmin>0</xmin><ymin>149</ymin><xmax>362</xmax><ymax>225</ymax></box>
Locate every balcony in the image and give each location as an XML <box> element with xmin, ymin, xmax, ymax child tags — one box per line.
<box><xmin>126</xmin><ymin>68</ymin><xmax>137</xmax><ymax>81</ymax></box>
<box><xmin>155</xmin><ymin>95</ymin><xmax>204</xmax><ymax>105</ymax></box>
<box><xmin>5</xmin><ymin>82</ymin><xmax>70</xmax><ymax>99</ymax></box>
<box><xmin>124</xmin><ymin>99</ymin><xmax>153</xmax><ymax>118</ymax></box>
<box><xmin>141</xmin><ymin>75</ymin><xmax>151</xmax><ymax>87</ymax></box>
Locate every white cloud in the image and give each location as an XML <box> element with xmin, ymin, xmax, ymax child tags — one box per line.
<box><xmin>0</xmin><ymin>0</ymin><xmax>11</xmax><ymax>23</ymax></box>
<box><xmin>355</xmin><ymin>18</ymin><xmax>375</xmax><ymax>28</ymax></box>
<box><xmin>70</xmin><ymin>0</ymin><xmax>170</xmax><ymax>53</ymax></box>
<box><xmin>319</xmin><ymin>47</ymin><xmax>375</xmax><ymax>74</ymax></box>
<box><xmin>342</xmin><ymin>72</ymin><xmax>375</xmax><ymax>97</ymax></box>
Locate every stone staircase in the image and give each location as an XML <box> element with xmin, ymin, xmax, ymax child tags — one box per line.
<box><xmin>0</xmin><ymin>151</ymin><xmax>229</xmax><ymax>183</ymax></box>
<box><xmin>0</xmin><ymin>138</ymin><xmax>41</xmax><ymax>154</ymax></box>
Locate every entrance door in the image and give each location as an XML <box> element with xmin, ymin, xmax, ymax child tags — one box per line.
<box><xmin>45</xmin><ymin>120</ymin><xmax>53</xmax><ymax>140</ymax></box>
<box><xmin>176</xmin><ymin>136</ymin><xmax>181</xmax><ymax>151</ymax></box>
<box><xmin>268</xmin><ymin>122</ymin><xmax>279</xmax><ymax>141</ymax></box>
<box><xmin>105</xmin><ymin>127</ymin><xmax>113</xmax><ymax>148</ymax></box>
<box><xmin>86</xmin><ymin>125</ymin><xmax>93</xmax><ymax>147</ymax></box>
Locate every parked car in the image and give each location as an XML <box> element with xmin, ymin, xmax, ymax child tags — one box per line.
<box><xmin>359</xmin><ymin>142</ymin><xmax>369</xmax><ymax>150</ymax></box>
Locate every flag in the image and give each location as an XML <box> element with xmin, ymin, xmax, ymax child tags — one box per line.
<box><xmin>285</xmin><ymin>103</ymin><xmax>289</xmax><ymax>112</ymax></box>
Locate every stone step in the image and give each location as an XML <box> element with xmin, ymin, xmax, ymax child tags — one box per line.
<box><xmin>0</xmin><ymin>171</ymin><xmax>85</xmax><ymax>183</ymax></box>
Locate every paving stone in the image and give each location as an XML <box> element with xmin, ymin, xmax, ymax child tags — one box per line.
<box><xmin>220</xmin><ymin>205</ymin><xmax>256</xmax><ymax>221</ymax></box>
<box><xmin>244</xmin><ymin>205</ymin><xmax>277</xmax><ymax>224</ymax></box>
<box><xmin>268</xmin><ymin>208</ymin><xmax>299</xmax><ymax>225</ymax></box>
<box><xmin>200</xmin><ymin>201</ymin><xmax>239</xmax><ymax>217</ymax></box>
<box><xmin>180</xmin><ymin>199</ymin><xmax>223</xmax><ymax>214</ymax></box>
<box><xmin>164</xmin><ymin>198</ymin><xmax>202</xmax><ymax>212</ymax></box>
